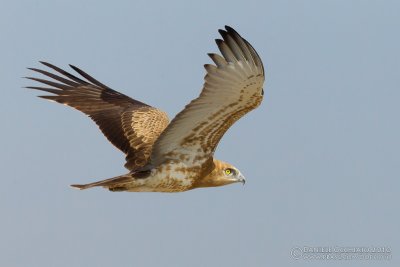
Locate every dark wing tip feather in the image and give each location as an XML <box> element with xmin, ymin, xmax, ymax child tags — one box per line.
<box><xmin>224</xmin><ymin>26</ymin><xmax>246</xmax><ymax>43</ymax></box>
<box><xmin>39</xmin><ymin>61</ymin><xmax>52</xmax><ymax>67</ymax></box>
<box><xmin>243</xmin><ymin>38</ymin><xmax>265</xmax><ymax>74</ymax></box>
<box><xmin>27</xmin><ymin>67</ymin><xmax>80</xmax><ymax>86</ymax></box>
<box><xmin>215</xmin><ymin>38</ymin><xmax>223</xmax><ymax>46</ymax></box>
<box><xmin>207</xmin><ymin>53</ymin><xmax>227</xmax><ymax>67</ymax></box>
<box><xmin>25</xmin><ymin>76</ymin><xmax>72</xmax><ymax>90</ymax></box>
<box><xmin>38</xmin><ymin>61</ymin><xmax>89</xmax><ymax>85</ymax></box>
<box><xmin>69</xmin><ymin>64</ymin><xmax>110</xmax><ymax>89</ymax></box>
<box><xmin>220</xmin><ymin>25</ymin><xmax>265</xmax><ymax>75</ymax></box>
<box><xmin>224</xmin><ymin>25</ymin><xmax>238</xmax><ymax>35</ymax></box>
<box><xmin>25</xmin><ymin>86</ymin><xmax>61</xmax><ymax>95</ymax></box>
<box><xmin>218</xmin><ymin>29</ymin><xmax>227</xmax><ymax>36</ymax></box>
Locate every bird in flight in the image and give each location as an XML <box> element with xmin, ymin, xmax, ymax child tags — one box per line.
<box><xmin>26</xmin><ymin>26</ymin><xmax>265</xmax><ymax>192</ymax></box>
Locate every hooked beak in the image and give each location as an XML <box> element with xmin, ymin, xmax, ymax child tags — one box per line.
<box><xmin>237</xmin><ymin>173</ymin><xmax>246</xmax><ymax>185</ymax></box>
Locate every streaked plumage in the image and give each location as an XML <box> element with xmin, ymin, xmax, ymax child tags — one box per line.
<box><xmin>27</xmin><ymin>26</ymin><xmax>265</xmax><ymax>192</ymax></box>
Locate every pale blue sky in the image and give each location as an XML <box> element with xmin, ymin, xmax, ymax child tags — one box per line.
<box><xmin>1</xmin><ymin>0</ymin><xmax>399</xmax><ymax>266</ymax></box>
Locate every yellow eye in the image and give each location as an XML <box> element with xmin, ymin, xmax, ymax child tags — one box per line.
<box><xmin>224</xmin><ymin>169</ymin><xmax>232</xmax><ymax>175</ymax></box>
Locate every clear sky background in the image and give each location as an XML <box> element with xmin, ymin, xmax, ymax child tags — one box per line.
<box><xmin>1</xmin><ymin>0</ymin><xmax>399</xmax><ymax>266</ymax></box>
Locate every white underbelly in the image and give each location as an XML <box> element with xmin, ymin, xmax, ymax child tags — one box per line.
<box><xmin>134</xmin><ymin>164</ymin><xmax>198</xmax><ymax>192</ymax></box>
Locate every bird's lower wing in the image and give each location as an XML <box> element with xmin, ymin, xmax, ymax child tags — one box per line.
<box><xmin>150</xmin><ymin>26</ymin><xmax>265</xmax><ymax>169</ymax></box>
<box><xmin>26</xmin><ymin>62</ymin><xmax>169</xmax><ymax>170</ymax></box>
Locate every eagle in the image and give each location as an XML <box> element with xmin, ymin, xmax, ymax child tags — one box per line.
<box><xmin>26</xmin><ymin>26</ymin><xmax>265</xmax><ymax>192</ymax></box>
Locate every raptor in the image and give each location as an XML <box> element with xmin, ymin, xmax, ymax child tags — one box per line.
<box><xmin>27</xmin><ymin>26</ymin><xmax>265</xmax><ymax>192</ymax></box>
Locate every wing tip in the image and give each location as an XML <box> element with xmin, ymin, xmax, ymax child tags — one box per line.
<box><xmin>215</xmin><ymin>38</ymin><xmax>223</xmax><ymax>45</ymax></box>
<box><xmin>224</xmin><ymin>25</ymin><xmax>238</xmax><ymax>35</ymax></box>
<box><xmin>218</xmin><ymin>29</ymin><xmax>227</xmax><ymax>36</ymax></box>
<box><xmin>39</xmin><ymin>61</ymin><xmax>54</xmax><ymax>68</ymax></box>
<box><xmin>69</xmin><ymin>64</ymin><xmax>78</xmax><ymax>71</ymax></box>
<box><xmin>220</xmin><ymin>25</ymin><xmax>265</xmax><ymax>74</ymax></box>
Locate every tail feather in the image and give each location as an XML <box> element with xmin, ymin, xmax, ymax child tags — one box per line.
<box><xmin>70</xmin><ymin>174</ymin><xmax>133</xmax><ymax>190</ymax></box>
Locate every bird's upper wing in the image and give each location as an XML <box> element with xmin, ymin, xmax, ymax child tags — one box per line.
<box><xmin>150</xmin><ymin>26</ymin><xmax>265</xmax><ymax>169</ymax></box>
<box><xmin>26</xmin><ymin>62</ymin><xmax>169</xmax><ymax>170</ymax></box>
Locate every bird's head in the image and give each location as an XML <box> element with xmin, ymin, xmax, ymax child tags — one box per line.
<box><xmin>195</xmin><ymin>159</ymin><xmax>246</xmax><ymax>188</ymax></box>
